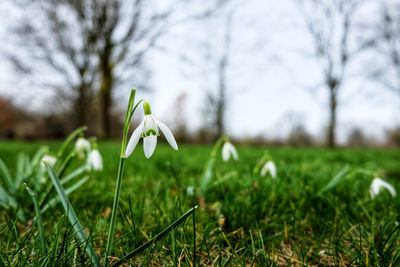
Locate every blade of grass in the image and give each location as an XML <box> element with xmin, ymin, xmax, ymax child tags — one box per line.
<box><xmin>193</xmin><ymin>205</ymin><xmax>196</xmax><ymax>267</ymax></box>
<box><xmin>112</xmin><ymin>205</ymin><xmax>198</xmax><ymax>267</ymax></box>
<box><xmin>318</xmin><ymin>165</ymin><xmax>349</xmax><ymax>195</ymax></box>
<box><xmin>24</xmin><ymin>183</ymin><xmax>47</xmax><ymax>256</ymax></box>
<box><xmin>44</xmin><ymin>162</ymin><xmax>100</xmax><ymax>267</ymax></box>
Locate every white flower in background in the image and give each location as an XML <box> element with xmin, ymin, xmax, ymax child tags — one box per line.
<box><xmin>370</xmin><ymin>177</ymin><xmax>396</xmax><ymax>199</ymax></box>
<box><xmin>187</xmin><ymin>186</ymin><xmax>195</xmax><ymax>196</ymax></box>
<box><xmin>76</xmin><ymin>138</ymin><xmax>91</xmax><ymax>159</ymax></box>
<box><xmin>87</xmin><ymin>149</ymin><xmax>103</xmax><ymax>171</ymax></box>
<box><xmin>222</xmin><ymin>142</ymin><xmax>238</xmax><ymax>162</ymax></box>
<box><xmin>41</xmin><ymin>155</ymin><xmax>57</xmax><ymax>168</ymax></box>
<box><xmin>261</xmin><ymin>160</ymin><xmax>277</xmax><ymax>178</ymax></box>
<box><xmin>125</xmin><ymin>101</ymin><xmax>178</xmax><ymax>158</ymax></box>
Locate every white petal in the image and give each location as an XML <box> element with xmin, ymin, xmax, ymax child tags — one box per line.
<box><xmin>260</xmin><ymin>163</ymin><xmax>268</xmax><ymax>177</ymax></box>
<box><xmin>154</xmin><ymin>116</ymin><xmax>178</xmax><ymax>150</ymax></box>
<box><xmin>143</xmin><ymin>135</ymin><xmax>157</xmax><ymax>158</ymax></box>
<box><xmin>143</xmin><ymin>115</ymin><xmax>159</xmax><ymax>135</ymax></box>
<box><xmin>268</xmin><ymin>161</ymin><xmax>277</xmax><ymax>178</ymax></box>
<box><xmin>41</xmin><ymin>155</ymin><xmax>57</xmax><ymax>168</ymax></box>
<box><xmin>222</xmin><ymin>142</ymin><xmax>237</xmax><ymax>161</ymax></box>
<box><xmin>222</xmin><ymin>143</ymin><xmax>230</xmax><ymax>162</ymax></box>
<box><xmin>125</xmin><ymin>121</ymin><xmax>144</xmax><ymax>157</ymax></box>
<box><xmin>370</xmin><ymin>178</ymin><xmax>396</xmax><ymax>198</ymax></box>
<box><xmin>76</xmin><ymin>138</ymin><xmax>91</xmax><ymax>151</ymax></box>
<box><xmin>88</xmin><ymin>150</ymin><xmax>103</xmax><ymax>171</ymax></box>
<box><xmin>260</xmin><ymin>161</ymin><xmax>277</xmax><ymax>178</ymax></box>
<box><xmin>229</xmin><ymin>144</ymin><xmax>238</xmax><ymax>160</ymax></box>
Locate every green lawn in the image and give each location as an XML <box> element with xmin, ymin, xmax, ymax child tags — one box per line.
<box><xmin>1</xmin><ymin>140</ymin><xmax>400</xmax><ymax>266</ymax></box>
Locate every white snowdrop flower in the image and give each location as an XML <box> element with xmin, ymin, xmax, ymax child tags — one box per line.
<box><xmin>222</xmin><ymin>142</ymin><xmax>238</xmax><ymax>162</ymax></box>
<box><xmin>87</xmin><ymin>149</ymin><xmax>103</xmax><ymax>171</ymax></box>
<box><xmin>261</xmin><ymin>160</ymin><xmax>277</xmax><ymax>178</ymax></box>
<box><xmin>75</xmin><ymin>138</ymin><xmax>91</xmax><ymax>159</ymax></box>
<box><xmin>125</xmin><ymin>101</ymin><xmax>178</xmax><ymax>158</ymax></box>
<box><xmin>370</xmin><ymin>177</ymin><xmax>396</xmax><ymax>199</ymax></box>
<box><xmin>187</xmin><ymin>186</ymin><xmax>195</xmax><ymax>196</ymax></box>
<box><xmin>41</xmin><ymin>155</ymin><xmax>57</xmax><ymax>168</ymax></box>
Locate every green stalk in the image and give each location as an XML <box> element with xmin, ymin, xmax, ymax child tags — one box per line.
<box><xmin>105</xmin><ymin>88</ymin><xmax>141</xmax><ymax>266</ymax></box>
<box><xmin>105</xmin><ymin>157</ymin><xmax>125</xmax><ymax>266</ymax></box>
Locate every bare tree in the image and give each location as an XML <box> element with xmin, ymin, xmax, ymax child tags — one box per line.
<box><xmin>373</xmin><ymin>2</ymin><xmax>400</xmax><ymax>99</ymax></box>
<box><xmin>6</xmin><ymin>0</ymin><xmax>219</xmax><ymax>137</ymax></box>
<box><xmin>211</xmin><ymin>12</ymin><xmax>233</xmax><ymax>139</ymax></box>
<box><xmin>297</xmin><ymin>0</ymin><xmax>364</xmax><ymax>147</ymax></box>
<box><xmin>179</xmin><ymin>9</ymin><xmax>235</xmax><ymax>140</ymax></box>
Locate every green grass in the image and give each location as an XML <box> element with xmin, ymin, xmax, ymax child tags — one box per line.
<box><xmin>1</xmin><ymin>141</ymin><xmax>400</xmax><ymax>266</ymax></box>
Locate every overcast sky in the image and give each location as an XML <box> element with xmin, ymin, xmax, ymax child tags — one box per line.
<box><xmin>1</xmin><ymin>0</ymin><xmax>399</xmax><ymax>143</ymax></box>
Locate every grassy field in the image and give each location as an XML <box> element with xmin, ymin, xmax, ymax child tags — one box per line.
<box><xmin>1</xmin><ymin>140</ymin><xmax>400</xmax><ymax>266</ymax></box>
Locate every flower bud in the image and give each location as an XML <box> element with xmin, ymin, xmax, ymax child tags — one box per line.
<box><xmin>143</xmin><ymin>101</ymin><xmax>152</xmax><ymax>115</ymax></box>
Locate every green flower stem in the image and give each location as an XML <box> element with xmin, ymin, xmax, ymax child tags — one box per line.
<box><xmin>105</xmin><ymin>157</ymin><xmax>125</xmax><ymax>266</ymax></box>
<box><xmin>199</xmin><ymin>135</ymin><xmax>229</xmax><ymax>195</ymax></box>
<box><xmin>105</xmin><ymin>89</ymin><xmax>142</xmax><ymax>266</ymax></box>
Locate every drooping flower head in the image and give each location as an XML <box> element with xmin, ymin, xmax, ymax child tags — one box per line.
<box><xmin>41</xmin><ymin>155</ymin><xmax>57</xmax><ymax>167</ymax></box>
<box><xmin>125</xmin><ymin>101</ymin><xmax>178</xmax><ymax>158</ymax></box>
<box><xmin>261</xmin><ymin>160</ymin><xmax>277</xmax><ymax>178</ymax></box>
<box><xmin>370</xmin><ymin>177</ymin><xmax>396</xmax><ymax>199</ymax></box>
<box><xmin>222</xmin><ymin>141</ymin><xmax>238</xmax><ymax>162</ymax></box>
<box><xmin>87</xmin><ymin>149</ymin><xmax>103</xmax><ymax>171</ymax></box>
<box><xmin>76</xmin><ymin>137</ymin><xmax>91</xmax><ymax>159</ymax></box>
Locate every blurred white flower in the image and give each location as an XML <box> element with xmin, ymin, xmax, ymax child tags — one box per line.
<box><xmin>261</xmin><ymin>160</ymin><xmax>277</xmax><ymax>178</ymax></box>
<box><xmin>76</xmin><ymin>138</ymin><xmax>91</xmax><ymax>158</ymax></box>
<box><xmin>222</xmin><ymin>142</ymin><xmax>238</xmax><ymax>162</ymax></box>
<box><xmin>41</xmin><ymin>155</ymin><xmax>57</xmax><ymax>168</ymax></box>
<box><xmin>87</xmin><ymin>149</ymin><xmax>103</xmax><ymax>171</ymax></box>
<box><xmin>125</xmin><ymin>101</ymin><xmax>178</xmax><ymax>158</ymax></box>
<box><xmin>370</xmin><ymin>178</ymin><xmax>396</xmax><ymax>199</ymax></box>
<box><xmin>319</xmin><ymin>250</ymin><xmax>325</xmax><ymax>255</ymax></box>
<box><xmin>187</xmin><ymin>186</ymin><xmax>195</xmax><ymax>196</ymax></box>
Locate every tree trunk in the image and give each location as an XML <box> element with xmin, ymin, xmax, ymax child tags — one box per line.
<box><xmin>99</xmin><ymin>68</ymin><xmax>113</xmax><ymax>138</ymax></box>
<box><xmin>215</xmin><ymin>58</ymin><xmax>226</xmax><ymax>140</ymax></box>
<box><xmin>75</xmin><ymin>84</ymin><xmax>88</xmax><ymax>128</ymax></box>
<box><xmin>327</xmin><ymin>86</ymin><xmax>337</xmax><ymax>148</ymax></box>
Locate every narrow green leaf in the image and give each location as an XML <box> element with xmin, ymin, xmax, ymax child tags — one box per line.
<box><xmin>56</xmin><ymin>152</ymin><xmax>74</xmax><ymax>178</ymax></box>
<box><xmin>112</xmin><ymin>206</ymin><xmax>198</xmax><ymax>267</ymax></box>
<box><xmin>15</xmin><ymin>154</ymin><xmax>30</xmax><ymax>189</ymax></box>
<box><xmin>31</xmin><ymin>146</ymin><xmax>48</xmax><ymax>166</ymax></box>
<box><xmin>318</xmin><ymin>165</ymin><xmax>349</xmax><ymax>195</ymax></box>
<box><xmin>57</xmin><ymin>126</ymin><xmax>87</xmax><ymax>158</ymax></box>
<box><xmin>44</xmin><ymin>163</ymin><xmax>100</xmax><ymax>267</ymax></box>
<box><xmin>60</xmin><ymin>165</ymin><xmax>88</xmax><ymax>185</ymax></box>
<box><xmin>41</xmin><ymin>176</ymin><xmax>89</xmax><ymax>214</ymax></box>
<box><xmin>0</xmin><ymin>158</ymin><xmax>14</xmax><ymax>193</ymax></box>
<box><xmin>39</xmin><ymin>164</ymin><xmax>86</xmax><ymax>208</ymax></box>
<box><xmin>200</xmin><ymin>157</ymin><xmax>216</xmax><ymax>195</ymax></box>
<box><xmin>0</xmin><ymin>185</ymin><xmax>17</xmax><ymax>209</ymax></box>
<box><xmin>24</xmin><ymin>184</ymin><xmax>47</xmax><ymax>256</ymax></box>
